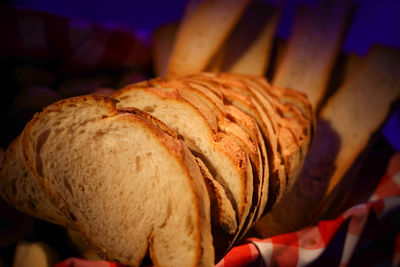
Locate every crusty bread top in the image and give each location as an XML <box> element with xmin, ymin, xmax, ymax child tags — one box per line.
<box><xmin>224</xmin><ymin>104</ymin><xmax>269</xmax><ymax>222</ymax></box>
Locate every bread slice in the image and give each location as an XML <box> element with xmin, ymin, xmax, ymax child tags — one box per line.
<box><xmin>224</xmin><ymin>104</ymin><xmax>269</xmax><ymax>222</ymax></box>
<box><xmin>173</xmin><ymin>74</ymin><xmax>269</xmax><ymax>220</ymax></box>
<box><xmin>315</xmin><ymin>45</ymin><xmax>400</xmax><ymax>216</ymax></box>
<box><xmin>216</xmin><ymin>1</ymin><xmax>279</xmax><ymax>76</ymax></box>
<box><xmin>274</xmin><ymin>100</ymin><xmax>312</xmax><ymax>184</ymax></box>
<box><xmin>217</xmin><ymin>116</ymin><xmax>261</xmax><ymax>239</ymax></box>
<box><xmin>165</xmin><ymin>78</ymin><xmax>226</xmax><ymax>120</ymax></box>
<box><xmin>194</xmin><ymin>157</ymin><xmax>237</xmax><ymax>235</ymax></box>
<box><xmin>0</xmin><ymin>136</ymin><xmax>72</xmax><ymax>228</ymax></box>
<box><xmin>123</xmin><ymin>81</ymin><xmax>240</xmax><ymax>237</ymax></box>
<box><xmin>167</xmin><ymin>0</ymin><xmax>251</xmax><ymax>76</ymax></box>
<box><xmin>171</xmin><ymin>78</ymin><xmax>265</xmax><ymax>235</ymax></box>
<box><xmin>218</xmin><ymin>74</ymin><xmax>279</xmax><ymax>132</ymax></box>
<box><xmin>114</xmin><ymin>86</ymin><xmax>253</xmax><ymax>234</ymax></box>
<box><xmin>219</xmin><ymin>82</ymin><xmax>286</xmax><ymax>212</ymax></box>
<box><xmin>20</xmin><ymin>95</ymin><xmax>214</xmax><ymax>266</ymax></box>
<box><xmin>133</xmin><ymin>78</ymin><xmax>263</xmax><ymax>223</ymax></box>
<box><xmin>220</xmin><ymin>73</ymin><xmax>312</xmax><ymax>191</ymax></box>
<box><xmin>13</xmin><ymin>241</ymin><xmax>59</xmax><ymax>267</ymax></box>
<box><xmin>234</xmin><ymin>75</ymin><xmax>313</xmax><ymax>182</ymax></box>
<box><xmin>147</xmin><ymin>77</ymin><xmax>265</xmax><ymax>253</ymax></box>
<box><xmin>157</xmin><ymin>77</ymin><xmax>264</xmax><ymax>218</ymax></box>
<box><xmin>252</xmin><ymin>88</ymin><xmax>309</xmax><ymax>190</ymax></box>
<box><xmin>178</xmin><ymin>73</ymin><xmax>225</xmax><ymax>99</ymax></box>
<box><xmin>180</xmin><ymin>86</ymin><xmax>261</xmax><ymax>220</ymax></box>
<box><xmin>182</xmin><ymin>73</ymin><xmax>282</xmax><ymax>216</ymax></box>
<box><xmin>124</xmin><ymin>106</ymin><xmax>238</xmax><ymax>237</ymax></box>
<box><xmin>272</xmin><ymin>0</ymin><xmax>352</xmax><ymax>108</ymax></box>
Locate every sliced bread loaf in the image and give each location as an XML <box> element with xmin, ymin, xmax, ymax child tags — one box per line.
<box><xmin>224</xmin><ymin>104</ymin><xmax>269</xmax><ymax>222</ymax></box>
<box><xmin>114</xmin><ymin>86</ymin><xmax>253</xmax><ymax>235</ymax></box>
<box><xmin>154</xmin><ymin>77</ymin><xmax>264</xmax><ymax>232</ymax></box>
<box><xmin>147</xmin><ymin>77</ymin><xmax>267</xmax><ymax>253</ymax></box>
<box><xmin>174</xmin><ymin>74</ymin><xmax>270</xmax><ymax>220</ymax></box>
<box><xmin>220</xmin><ymin>85</ymin><xmax>286</xmax><ymax>212</ymax></box>
<box><xmin>20</xmin><ymin>95</ymin><xmax>215</xmax><ymax>267</ymax></box>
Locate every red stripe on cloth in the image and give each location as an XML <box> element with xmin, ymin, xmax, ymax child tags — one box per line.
<box><xmin>216</xmin><ymin>243</ymin><xmax>259</xmax><ymax>267</ymax></box>
<box><xmin>265</xmin><ymin>233</ymin><xmax>299</xmax><ymax>266</ymax></box>
<box><xmin>54</xmin><ymin>262</ymin><xmax>69</xmax><ymax>267</ymax></box>
<box><xmin>270</xmin><ymin>243</ymin><xmax>299</xmax><ymax>266</ymax></box>
<box><xmin>318</xmin><ymin>215</ymin><xmax>345</xmax><ymax>245</ymax></box>
<box><xmin>270</xmin><ymin>232</ymin><xmax>299</xmax><ymax>246</ymax></box>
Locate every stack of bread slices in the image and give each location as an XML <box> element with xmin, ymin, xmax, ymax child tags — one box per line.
<box><xmin>0</xmin><ymin>72</ymin><xmax>312</xmax><ymax>266</ymax></box>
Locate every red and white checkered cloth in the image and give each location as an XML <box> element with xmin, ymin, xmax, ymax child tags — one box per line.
<box><xmin>53</xmin><ymin>152</ymin><xmax>400</xmax><ymax>267</ymax></box>
<box><xmin>2</xmin><ymin>7</ymin><xmax>399</xmax><ymax>267</ymax></box>
<box><xmin>218</xmin><ymin>152</ymin><xmax>400</xmax><ymax>267</ymax></box>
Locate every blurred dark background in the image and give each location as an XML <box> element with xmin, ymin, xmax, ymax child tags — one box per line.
<box><xmin>2</xmin><ymin>0</ymin><xmax>399</xmax><ymax>149</ymax></box>
<box><xmin>9</xmin><ymin>0</ymin><xmax>400</xmax><ymax>54</ymax></box>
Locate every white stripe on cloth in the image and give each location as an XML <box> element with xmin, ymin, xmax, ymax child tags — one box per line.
<box><xmin>252</xmin><ymin>240</ymin><xmax>273</xmax><ymax>266</ymax></box>
<box><xmin>340</xmin><ymin>202</ymin><xmax>368</xmax><ymax>265</ymax></box>
<box><xmin>340</xmin><ymin>233</ymin><xmax>361</xmax><ymax>266</ymax></box>
<box><xmin>342</xmin><ymin>202</ymin><xmax>367</xmax><ymax>219</ymax></box>
<box><xmin>18</xmin><ymin>16</ymin><xmax>46</xmax><ymax>49</ymax></box>
<box><xmin>296</xmin><ymin>248</ymin><xmax>325</xmax><ymax>267</ymax></box>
